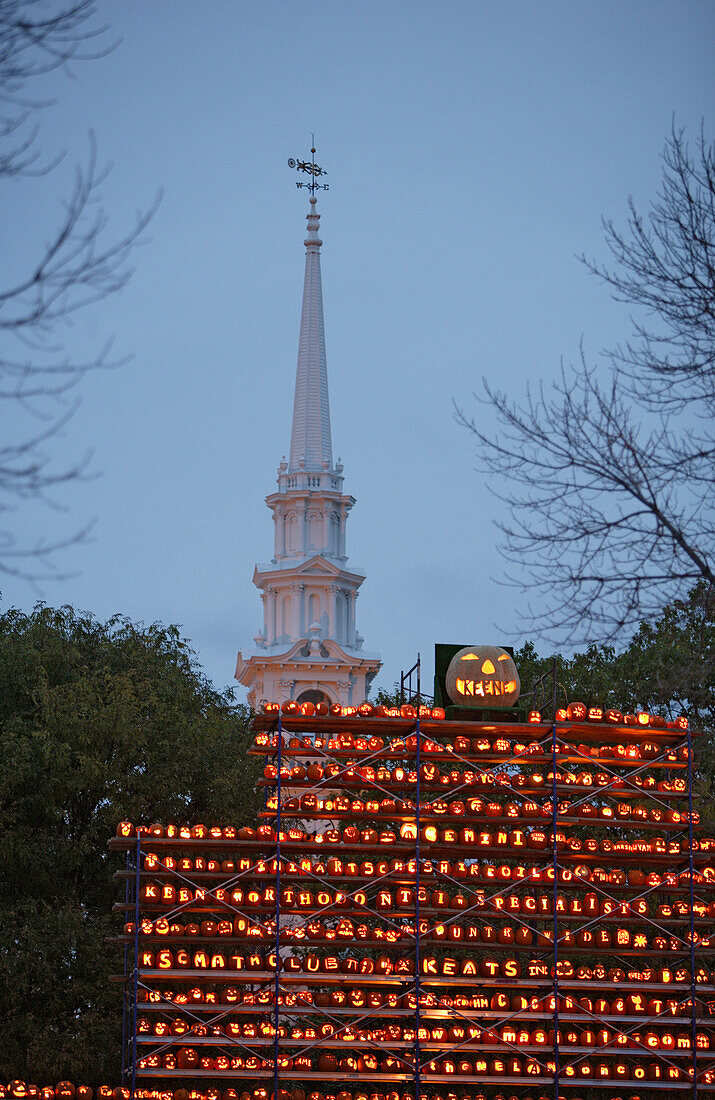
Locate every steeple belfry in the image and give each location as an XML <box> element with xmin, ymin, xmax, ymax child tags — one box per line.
<box><xmin>289</xmin><ymin>196</ymin><xmax>332</xmax><ymax>473</ymax></box>
<box><xmin>235</xmin><ymin>155</ymin><xmax>381</xmax><ymax>709</ymax></box>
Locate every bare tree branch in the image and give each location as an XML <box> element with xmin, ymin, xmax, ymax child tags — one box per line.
<box><xmin>457</xmin><ymin>126</ymin><xmax>715</xmax><ymax>644</ymax></box>
<box><xmin>584</xmin><ymin>120</ymin><xmax>715</xmax><ymax>413</ymax></box>
<box><xmin>0</xmin><ymin>2</ymin><xmax>159</xmax><ymax>579</ymax></box>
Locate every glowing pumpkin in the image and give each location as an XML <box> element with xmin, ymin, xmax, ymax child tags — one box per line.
<box><xmin>445</xmin><ymin>646</ymin><xmax>520</xmax><ymax>708</ymax></box>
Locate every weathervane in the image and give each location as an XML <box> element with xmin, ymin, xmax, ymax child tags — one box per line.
<box><xmin>288</xmin><ymin>136</ymin><xmax>328</xmax><ymax>195</ymax></box>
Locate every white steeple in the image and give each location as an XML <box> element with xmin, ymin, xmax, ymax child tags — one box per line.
<box><xmin>289</xmin><ymin>196</ymin><xmax>332</xmax><ymax>473</ymax></box>
<box><xmin>236</xmin><ymin>181</ymin><xmax>380</xmax><ymax>709</ymax></box>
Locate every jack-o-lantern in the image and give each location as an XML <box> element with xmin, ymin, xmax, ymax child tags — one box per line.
<box><xmin>444</xmin><ymin>646</ymin><xmax>520</xmax><ymax>707</ymax></box>
<box><xmin>566</xmin><ymin>701</ymin><xmax>587</xmax><ymax>721</ymax></box>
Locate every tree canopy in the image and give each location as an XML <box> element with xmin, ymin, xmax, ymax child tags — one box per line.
<box><xmin>0</xmin><ymin>604</ymin><xmax>260</xmax><ymax>1081</ymax></box>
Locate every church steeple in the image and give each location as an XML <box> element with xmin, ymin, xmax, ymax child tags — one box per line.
<box><xmin>235</xmin><ymin>152</ymin><xmax>381</xmax><ymax>709</ymax></box>
<box><xmin>289</xmin><ymin>196</ymin><xmax>333</xmax><ymax>473</ymax></box>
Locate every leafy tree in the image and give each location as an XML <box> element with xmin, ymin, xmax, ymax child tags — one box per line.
<box><xmin>0</xmin><ymin>604</ymin><xmax>261</xmax><ymax>1081</ymax></box>
<box><xmin>515</xmin><ymin>583</ymin><xmax>714</xmax><ymax>727</ymax></box>
<box><xmin>457</xmin><ymin>124</ymin><xmax>714</xmax><ymax>644</ymax></box>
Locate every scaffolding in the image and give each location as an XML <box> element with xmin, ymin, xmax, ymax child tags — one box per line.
<box><xmin>110</xmin><ymin>683</ymin><xmax>715</xmax><ymax>1098</ymax></box>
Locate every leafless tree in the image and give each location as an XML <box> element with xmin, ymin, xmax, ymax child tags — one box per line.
<box><xmin>457</xmin><ymin>125</ymin><xmax>714</xmax><ymax>644</ymax></box>
<box><xmin>0</xmin><ymin>1</ymin><xmax>158</xmax><ymax>579</ymax></box>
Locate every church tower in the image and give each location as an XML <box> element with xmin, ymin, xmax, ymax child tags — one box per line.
<box><xmin>236</xmin><ymin>183</ymin><xmax>381</xmax><ymax>709</ymax></box>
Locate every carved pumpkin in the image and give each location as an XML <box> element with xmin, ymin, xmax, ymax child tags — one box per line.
<box><xmin>445</xmin><ymin>646</ymin><xmax>520</xmax><ymax>707</ymax></box>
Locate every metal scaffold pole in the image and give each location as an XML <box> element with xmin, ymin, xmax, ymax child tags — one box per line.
<box><xmin>550</xmin><ymin>656</ymin><xmax>560</xmax><ymax>1097</ymax></box>
<box><xmin>274</xmin><ymin>715</ymin><xmax>283</xmax><ymax>1100</ymax></box>
<box><xmin>688</xmin><ymin>724</ymin><xmax>699</xmax><ymax>1098</ymax></box>
<box><xmin>414</xmin><ymin>657</ymin><xmax>421</xmax><ymax>1100</ymax></box>
<box><xmin>131</xmin><ymin>833</ymin><xmax>141</xmax><ymax>1100</ymax></box>
<box><xmin>121</xmin><ymin>850</ymin><xmax>130</xmax><ymax>1084</ymax></box>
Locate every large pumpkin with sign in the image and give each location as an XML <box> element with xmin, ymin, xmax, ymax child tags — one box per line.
<box><xmin>445</xmin><ymin>646</ymin><xmax>520</xmax><ymax>708</ymax></box>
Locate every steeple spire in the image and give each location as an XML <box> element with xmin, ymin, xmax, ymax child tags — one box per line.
<box><xmin>288</xmin><ymin>195</ymin><xmax>332</xmax><ymax>473</ymax></box>
<box><xmin>235</xmin><ymin>146</ymin><xmax>381</xmax><ymax>708</ymax></box>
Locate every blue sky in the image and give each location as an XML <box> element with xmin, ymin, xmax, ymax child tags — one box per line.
<box><xmin>2</xmin><ymin>0</ymin><xmax>714</xmax><ymax>697</ymax></box>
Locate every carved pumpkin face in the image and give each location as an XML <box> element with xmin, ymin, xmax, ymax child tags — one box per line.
<box><xmin>445</xmin><ymin>646</ymin><xmax>520</xmax><ymax>707</ymax></box>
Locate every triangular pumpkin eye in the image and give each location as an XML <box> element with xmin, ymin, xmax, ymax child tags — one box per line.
<box><xmin>481</xmin><ymin>658</ymin><xmax>496</xmax><ymax>674</ymax></box>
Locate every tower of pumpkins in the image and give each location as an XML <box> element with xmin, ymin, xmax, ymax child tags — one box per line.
<box><xmin>111</xmin><ymin>697</ymin><xmax>715</xmax><ymax>1099</ymax></box>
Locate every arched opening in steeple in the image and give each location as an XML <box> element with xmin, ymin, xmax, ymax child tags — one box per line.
<box><xmin>285</xmin><ymin>512</ymin><xmax>298</xmax><ymax>553</ymax></box>
<box><xmin>307</xmin><ymin>510</ymin><xmax>321</xmax><ymax>552</ymax></box>
<box><xmin>296</xmin><ymin>688</ymin><xmax>331</xmax><ymax>706</ymax></box>
<box><xmin>329</xmin><ymin>511</ymin><xmax>340</xmax><ymax>556</ymax></box>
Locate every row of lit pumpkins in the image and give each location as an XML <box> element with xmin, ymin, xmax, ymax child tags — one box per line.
<box><xmin>266</xmin><ymin>788</ymin><xmax>693</xmax><ymax>816</ymax></box>
<box><xmin>138</xmin><ymin>872</ymin><xmax>711</xmax><ymax>915</ymax></box>
<box><xmin>263</xmin><ymin>701</ymin><xmax>445</xmax><ymax>720</ymax></box>
<box><xmin>135</xmin><ymin>985</ymin><xmax>710</xmax><ymax>1021</ymax></box>
<box><xmin>136</xmin><ymin>983</ymin><xmax>708</xmax><ymax>1021</ymax></box>
<box><xmin>138</xmin><ymin>1050</ymin><xmax>709</xmax><ymax>1084</ymax></box>
<box><xmin>0</xmin><ymin>1087</ymin><xmax>673</xmax><ymax>1100</ymax></box>
<box><xmin>117</xmin><ymin>817</ymin><xmax>708</xmax><ymax>843</ymax></box>
<box><xmin>206</xmin><ymin>823</ymin><xmax>703</xmax><ymax>851</ymax></box>
<box><xmin>137</xmin><ymin>852</ymin><xmax>714</xmax><ymax>887</ymax></box>
<box><xmin>129</xmin><ymin>920</ymin><xmax>707</xmax><ymax>960</ymax></box>
<box><xmin>261</xmin><ymin>699</ymin><xmax>688</xmax><ymax>729</ymax></box>
<box><xmin>135</xmin><ymin>880</ymin><xmax>715</xmax><ymax>921</ymax></box>
<box><xmin>1</xmin><ymin>1091</ymin><xmax>119</xmax><ymax>1100</ymax></box>
<box><xmin>263</xmin><ymin>760</ymin><xmax>688</xmax><ymax>789</ymax></box>
<box><xmin>135</xmin><ymin>1017</ymin><xmax>711</xmax><ymax>1049</ymax></box>
<box><xmin>254</xmin><ymin>731</ymin><xmax>688</xmax><ymax>757</ymax></box>
<box><xmin>132</xmin><ymin>945</ymin><xmax>713</xmax><ymax>984</ymax></box>
<box><xmin>256</xmin><ymin>739</ymin><xmax>686</xmax><ymax>765</ymax></box>
<box><xmin>127</xmin><ymin>893</ymin><xmax>714</xmax><ymax>930</ymax></box>
<box><xmin>121</xmin><ymin>821</ymin><xmax>707</xmax><ymax>858</ymax></box>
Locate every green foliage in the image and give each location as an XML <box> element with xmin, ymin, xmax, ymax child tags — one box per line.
<box><xmin>516</xmin><ymin>583</ymin><xmax>715</xmax><ymax>728</ymax></box>
<box><xmin>0</xmin><ymin>604</ymin><xmax>261</xmax><ymax>1081</ymax></box>
<box><xmin>372</xmin><ymin>683</ymin><xmax>402</xmax><ymax>707</ymax></box>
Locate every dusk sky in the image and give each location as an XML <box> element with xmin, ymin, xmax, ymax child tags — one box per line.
<box><xmin>3</xmin><ymin>1</ymin><xmax>714</xmax><ymax>699</ymax></box>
